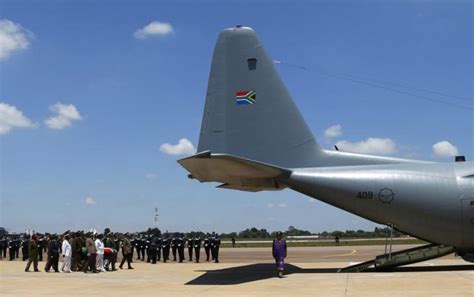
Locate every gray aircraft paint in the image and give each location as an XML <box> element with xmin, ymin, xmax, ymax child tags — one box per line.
<box><xmin>180</xmin><ymin>27</ymin><xmax>474</xmax><ymax>257</ymax></box>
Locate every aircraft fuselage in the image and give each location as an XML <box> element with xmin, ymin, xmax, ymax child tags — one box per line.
<box><xmin>285</xmin><ymin>161</ymin><xmax>474</xmax><ymax>252</ymax></box>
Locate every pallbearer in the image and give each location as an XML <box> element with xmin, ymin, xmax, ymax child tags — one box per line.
<box><xmin>104</xmin><ymin>233</ymin><xmax>118</xmax><ymax>271</ymax></box>
<box><xmin>119</xmin><ymin>234</ymin><xmax>134</xmax><ymax>270</ymax></box>
<box><xmin>24</xmin><ymin>234</ymin><xmax>39</xmax><ymax>272</ymax></box>
<box><xmin>272</xmin><ymin>231</ymin><xmax>287</xmax><ymax>278</ymax></box>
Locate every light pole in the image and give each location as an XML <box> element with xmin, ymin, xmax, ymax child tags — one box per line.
<box><xmin>154</xmin><ymin>207</ymin><xmax>159</xmax><ymax>229</ymax></box>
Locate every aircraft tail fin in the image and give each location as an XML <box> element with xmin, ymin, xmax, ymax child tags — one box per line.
<box><xmin>197</xmin><ymin>26</ymin><xmax>323</xmax><ymax>168</ymax></box>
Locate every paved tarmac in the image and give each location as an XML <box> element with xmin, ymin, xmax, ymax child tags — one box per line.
<box><xmin>1</xmin><ymin>245</ymin><xmax>473</xmax><ymax>297</ymax></box>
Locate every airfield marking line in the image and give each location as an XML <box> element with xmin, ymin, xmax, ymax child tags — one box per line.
<box><xmin>453</xmin><ymin>271</ymin><xmax>474</xmax><ymax>281</ymax></box>
<box><xmin>343</xmin><ymin>273</ymin><xmax>350</xmax><ymax>297</ymax></box>
<box><xmin>191</xmin><ymin>285</ymin><xmax>219</xmax><ymax>297</ymax></box>
<box><xmin>321</xmin><ymin>249</ymin><xmax>357</xmax><ymax>258</ymax></box>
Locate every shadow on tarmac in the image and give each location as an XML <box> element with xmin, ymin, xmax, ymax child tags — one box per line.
<box><xmin>187</xmin><ymin>263</ymin><xmax>337</xmax><ymax>285</ymax></box>
<box><xmin>186</xmin><ymin>263</ymin><xmax>474</xmax><ymax>285</ymax></box>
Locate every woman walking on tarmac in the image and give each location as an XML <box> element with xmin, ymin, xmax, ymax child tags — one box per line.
<box><xmin>272</xmin><ymin>232</ymin><xmax>287</xmax><ymax>278</ymax></box>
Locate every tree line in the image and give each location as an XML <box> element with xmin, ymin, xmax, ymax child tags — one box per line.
<box><xmin>1</xmin><ymin>226</ymin><xmax>403</xmax><ymax>239</ymax></box>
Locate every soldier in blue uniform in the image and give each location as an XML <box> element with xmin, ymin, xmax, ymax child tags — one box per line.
<box><xmin>204</xmin><ymin>234</ymin><xmax>211</xmax><ymax>261</ymax></box>
<box><xmin>156</xmin><ymin>235</ymin><xmax>162</xmax><ymax>262</ymax></box>
<box><xmin>140</xmin><ymin>238</ymin><xmax>147</xmax><ymax>261</ymax></box>
<box><xmin>37</xmin><ymin>235</ymin><xmax>45</xmax><ymax>261</ymax></box>
<box><xmin>194</xmin><ymin>235</ymin><xmax>201</xmax><ymax>263</ymax></box>
<box><xmin>177</xmin><ymin>234</ymin><xmax>185</xmax><ymax>263</ymax></box>
<box><xmin>149</xmin><ymin>235</ymin><xmax>158</xmax><ymax>264</ymax></box>
<box><xmin>187</xmin><ymin>235</ymin><xmax>194</xmax><ymax>262</ymax></box>
<box><xmin>21</xmin><ymin>236</ymin><xmax>29</xmax><ymax>261</ymax></box>
<box><xmin>9</xmin><ymin>236</ymin><xmax>19</xmax><ymax>261</ymax></box>
<box><xmin>211</xmin><ymin>233</ymin><xmax>221</xmax><ymax>263</ymax></box>
<box><xmin>162</xmin><ymin>235</ymin><xmax>170</xmax><ymax>263</ymax></box>
<box><xmin>145</xmin><ymin>236</ymin><xmax>151</xmax><ymax>263</ymax></box>
<box><xmin>171</xmin><ymin>234</ymin><xmax>178</xmax><ymax>261</ymax></box>
<box><xmin>0</xmin><ymin>236</ymin><xmax>7</xmax><ymax>259</ymax></box>
<box><xmin>133</xmin><ymin>237</ymin><xmax>141</xmax><ymax>261</ymax></box>
<box><xmin>0</xmin><ymin>237</ymin><xmax>6</xmax><ymax>259</ymax></box>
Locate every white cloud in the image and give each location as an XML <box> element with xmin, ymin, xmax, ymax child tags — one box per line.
<box><xmin>277</xmin><ymin>202</ymin><xmax>287</xmax><ymax>208</ymax></box>
<box><xmin>145</xmin><ymin>173</ymin><xmax>158</xmax><ymax>181</ymax></box>
<box><xmin>335</xmin><ymin>137</ymin><xmax>397</xmax><ymax>155</ymax></box>
<box><xmin>85</xmin><ymin>196</ymin><xmax>96</xmax><ymax>206</ymax></box>
<box><xmin>0</xmin><ymin>102</ymin><xmax>36</xmax><ymax>135</ymax></box>
<box><xmin>160</xmin><ymin>138</ymin><xmax>196</xmax><ymax>156</ymax></box>
<box><xmin>134</xmin><ymin>21</ymin><xmax>174</xmax><ymax>39</ymax></box>
<box><xmin>432</xmin><ymin>141</ymin><xmax>459</xmax><ymax>158</ymax></box>
<box><xmin>44</xmin><ymin>103</ymin><xmax>82</xmax><ymax>130</ymax></box>
<box><xmin>0</xmin><ymin>19</ymin><xmax>32</xmax><ymax>61</ymax></box>
<box><xmin>324</xmin><ymin>124</ymin><xmax>342</xmax><ymax>138</ymax></box>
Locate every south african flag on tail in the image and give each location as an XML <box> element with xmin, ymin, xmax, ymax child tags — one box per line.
<box><xmin>236</xmin><ymin>90</ymin><xmax>256</xmax><ymax>105</ymax></box>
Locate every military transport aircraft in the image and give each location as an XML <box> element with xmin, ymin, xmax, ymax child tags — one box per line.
<box><xmin>178</xmin><ymin>26</ymin><xmax>474</xmax><ymax>271</ymax></box>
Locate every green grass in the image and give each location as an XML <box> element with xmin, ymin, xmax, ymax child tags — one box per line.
<box><xmin>220</xmin><ymin>238</ymin><xmax>426</xmax><ymax>248</ymax></box>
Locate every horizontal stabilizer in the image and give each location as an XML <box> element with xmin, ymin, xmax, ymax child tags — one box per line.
<box><xmin>178</xmin><ymin>151</ymin><xmax>290</xmax><ymax>191</ymax></box>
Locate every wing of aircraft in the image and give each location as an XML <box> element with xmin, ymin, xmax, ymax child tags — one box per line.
<box><xmin>178</xmin><ymin>26</ymin><xmax>474</xmax><ymax>269</ymax></box>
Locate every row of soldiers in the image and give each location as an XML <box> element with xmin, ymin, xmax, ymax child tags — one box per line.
<box><xmin>131</xmin><ymin>233</ymin><xmax>221</xmax><ymax>264</ymax></box>
<box><xmin>1</xmin><ymin>231</ymin><xmax>222</xmax><ymax>269</ymax></box>
<box><xmin>0</xmin><ymin>235</ymin><xmax>49</xmax><ymax>261</ymax></box>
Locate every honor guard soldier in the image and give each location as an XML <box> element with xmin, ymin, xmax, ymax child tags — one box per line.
<box><xmin>21</xmin><ymin>236</ymin><xmax>29</xmax><ymax>261</ymax></box>
<box><xmin>145</xmin><ymin>236</ymin><xmax>151</xmax><ymax>263</ymax></box>
<box><xmin>177</xmin><ymin>234</ymin><xmax>185</xmax><ymax>263</ymax></box>
<box><xmin>162</xmin><ymin>235</ymin><xmax>170</xmax><ymax>263</ymax></box>
<box><xmin>0</xmin><ymin>237</ymin><xmax>5</xmax><ymax>259</ymax></box>
<box><xmin>37</xmin><ymin>235</ymin><xmax>45</xmax><ymax>261</ymax></box>
<box><xmin>194</xmin><ymin>236</ymin><xmax>201</xmax><ymax>263</ymax></box>
<box><xmin>15</xmin><ymin>237</ymin><xmax>21</xmax><ymax>259</ymax></box>
<box><xmin>8</xmin><ymin>237</ymin><xmax>14</xmax><ymax>260</ymax></box>
<box><xmin>0</xmin><ymin>236</ymin><xmax>7</xmax><ymax>259</ymax></box>
<box><xmin>156</xmin><ymin>235</ymin><xmax>162</xmax><ymax>262</ymax></box>
<box><xmin>133</xmin><ymin>237</ymin><xmax>141</xmax><ymax>261</ymax></box>
<box><xmin>140</xmin><ymin>237</ymin><xmax>147</xmax><ymax>261</ymax></box>
<box><xmin>204</xmin><ymin>234</ymin><xmax>211</xmax><ymax>261</ymax></box>
<box><xmin>171</xmin><ymin>234</ymin><xmax>178</xmax><ymax>261</ymax></box>
<box><xmin>149</xmin><ymin>236</ymin><xmax>158</xmax><ymax>264</ymax></box>
<box><xmin>187</xmin><ymin>235</ymin><xmax>194</xmax><ymax>262</ymax></box>
<box><xmin>211</xmin><ymin>233</ymin><xmax>221</xmax><ymax>263</ymax></box>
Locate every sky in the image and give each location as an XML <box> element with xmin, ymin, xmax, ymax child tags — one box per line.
<box><xmin>1</xmin><ymin>0</ymin><xmax>472</xmax><ymax>234</ymax></box>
